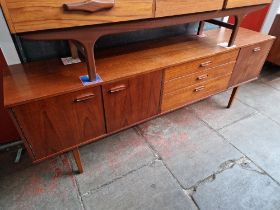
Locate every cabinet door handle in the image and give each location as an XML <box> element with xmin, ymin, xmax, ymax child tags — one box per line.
<box><xmin>108</xmin><ymin>84</ymin><xmax>127</xmax><ymax>93</ymax></box>
<box><xmin>74</xmin><ymin>93</ymin><xmax>96</xmax><ymax>102</ymax></box>
<box><xmin>63</xmin><ymin>0</ymin><xmax>114</xmax><ymax>13</ymax></box>
<box><xmin>253</xmin><ymin>47</ymin><xmax>261</xmax><ymax>52</ymax></box>
<box><xmin>194</xmin><ymin>86</ymin><xmax>205</xmax><ymax>92</ymax></box>
<box><xmin>200</xmin><ymin>61</ymin><xmax>212</xmax><ymax>67</ymax></box>
<box><xmin>197</xmin><ymin>74</ymin><xmax>208</xmax><ymax>80</ymax></box>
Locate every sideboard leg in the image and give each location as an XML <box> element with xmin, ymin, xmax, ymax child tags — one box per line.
<box><xmin>227</xmin><ymin>87</ymin><xmax>239</xmax><ymax>109</ymax></box>
<box><xmin>72</xmin><ymin>148</ymin><xmax>84</xmax><ymax>174</ymax></box>
<box><xmin>197</xmin><ymin>21</ymin><xmax>205</xmax><ymax>36</ymax></box>
<box><xmin>228</xmin><ymin>15</ymin><xmax>244</xmax><ymax>47</ymax></box>
<box><xmin>68</xmin><ymin>41</ymin><xmax>79</xmax><ymax>59</ymax></box>
<box><xmin>81</xmin><ymin>41</ymin><xmax>97</xmax><ymax>82</ymax></box>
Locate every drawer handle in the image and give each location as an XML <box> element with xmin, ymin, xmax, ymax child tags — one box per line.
<box><xmin>74</xmin><ymin>93</ymin><xmax>96</xmax><ymax>102</ymax></box>
<box><xmin>197</xmin><ymin>74</ymin><xmax>208</xmax><ymax>80</ymax></box>
<box><xmin>200</xmin><ymin>61</ymin><xmax>212</xmax><ymax>67</ymax></box>
<box><xmin>253</xmin><ymin>47</ymin><xmax>261</xmax><ymax>52</ymax></box>
<box><xmin>63</xmin><ymin>0</ymin><xmax>114</xmax><ymax>13</ymax></box>
<box><xmin>109</xmin><ymin>84</ymin><xmax>127</xmax><ymax>93</ymax></box>
<box><xmin>194</xmin><ymin>86</ymin><xmax>205</xmax><ymax>92</ymax></box>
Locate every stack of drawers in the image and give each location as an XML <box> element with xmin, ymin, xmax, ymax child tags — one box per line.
<box><xmin>161</xmin><ymin>49</ymin><xmax>239</xmax><ymax>112</ymax></box>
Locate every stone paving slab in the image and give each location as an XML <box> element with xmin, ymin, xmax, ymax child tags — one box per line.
<box><xmin>219</xmin><ymin>113</ymin><xmax>280</xmax><ymax>184</ymax></box>
<box><xmin>193</xmin><ymin>161</ymin><xmax>280</xmax><ymax>210</ymax></box>
<box><xmin>0</xmin><ymin>154</ymin><xmax>82</xmax><ymax>210</ymax></box>
<box><xmin>237</xmin><ymin>80</ymin><xmax>280</xmax><ymax>124</ymax></box>
<box><xmin>138</xmin><ymin>108</ymin><xmax>242</xmax><ymax>189</ymax></box>
<box><xmin>82</xmin><ymin>161</ymin><xmax>197</xmax><ymax>210</ymax></box>
<box><xmin>189</xmin><ymin>91</ymin><xmax>256</xmax><ymax>130</ymax></box>
<box><xmin>71</xmin><ymin>129</ymin><xmax>156</xmax><ymax>195</ymax></box>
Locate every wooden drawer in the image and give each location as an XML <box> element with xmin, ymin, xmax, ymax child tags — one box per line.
<box><xmin>13</xmin><ymin>86</ymin><xmax>106</xmax><ymax>160</ymax></box>
<box><xmin>161</xmin><ymin>75</ymin><xmax>231</xmax><ymax>112</ymax></box>
<box><xmin>225</xmin><ymin>0</ymin><xmax>271</xmax><ymax>9</ymax></box>
<box><xmin>155</xmin><ymin>0</ymin><xmax>224</xmax><ymax>17</ymax></box>
<box><xmin>164</xmin><ymin>62</ymin><xmax>235</xmax><ymax>94</ymax></box>
<box><xmin>165</xmin><ymin>50</ymin><xmax>239</xmax><ymax>81</ymax></box>
<box><xmin>229</xmin><ymin>40</ymin><xmax>274</xmax><ymax>87</ymax></box>
<box><xmin>3</xmin><ymin>0</ymin><xmax>154</xmax><ymax>33</ymax></box>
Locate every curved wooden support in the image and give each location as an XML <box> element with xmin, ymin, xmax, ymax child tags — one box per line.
<box><xmin>79</xmin><ymin>40</ymin><xmax>98</xmax><ymax>81</ymax></box>
<box><xmin>204</xmin><ymin>15</ymin><xmax>245</xmax><ymax>47</ymax></box>
<box><xmin>63</xmin><ymin>0</ymin><xmax>114</xmax><ymax>13</ymax></box>
<box><xmin>228</xmin><ymin>15</ymin><xmax>245</xmax><ymax>47</ymax></box>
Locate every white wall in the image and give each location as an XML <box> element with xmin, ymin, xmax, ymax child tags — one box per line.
<box><xmin>261</xmin><ymin>1</ymin><xmax>280</xmax><ymax>34</ymax></box>
<box><xmin>0</xmin><ymin>9</ymin><xmax>20</xmax><ymax>65</ymax></box>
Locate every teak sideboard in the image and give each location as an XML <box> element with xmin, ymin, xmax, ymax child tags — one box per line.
<box><xmin>1</xmin><ymin>0</ymin><xmax>274</xmax><ymax>173</ymax></box>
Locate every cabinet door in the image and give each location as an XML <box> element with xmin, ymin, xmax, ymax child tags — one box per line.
<box><xmin>13</xmin><ymin>86</ymin><xmax>106</xmax><ymax>160</ymax></box>
<box><xmin>102</xmin><ymin>71</ymin><xmax>162</xmax><ymax>132</ymax></box>
<box><xmin>229</xmin><ymin>40</ymin><xmax>274</xmax><ymax>88</ymax></box>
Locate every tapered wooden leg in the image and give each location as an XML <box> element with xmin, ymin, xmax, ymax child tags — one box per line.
<box><xmin>72</xmin><ymin>148</ymin><xmax>84</xmax><ymax>173</ymax></box>
<box><xmin>227</xmin><ymin>87</ymin><xmax>239</xmax><ymax>109</ymax></box>
<box><xmin>197</xmin><ymin>21</ymin><xmax>205</xmax><ymax>36</ymax></box>
<box><xmin>228</xmin><ymin>15</ymin><xmax>244</xmax><ymax>47</ymax></box>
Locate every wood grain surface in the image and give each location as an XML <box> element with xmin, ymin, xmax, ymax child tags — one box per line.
<box><xmin>4</xmin><ymin>0</ymin><xmax>153</xmax><ymax>32</ymax></box>
<box><xmin>164</xmin><ymin>50</ymin><xmax>238</xmax><ymax>80</ymax></box>
<box><xmin>102</xmin><ymin>70</ymin><xmax>162</xmax><ymax>132</ymax></box>
<box><xmin>155</xmin><ymin>0</ymin><xmax>224</xmax><ymax>17</ymax></box>
<box><xmin>13</xmin><ymin>86</ymin><xmax>106</xmax><ymax>159</ymax></box>
<box><xmin>164</xmin><ymin>62</ymin><xmax>235</xmax><ymax>94</ymax></box>
<box><xmin>161</xmin><ymin>75</ymin><xmax>231</xmax><ymax>112</ymax></box>
<box><xmin>229</xmin><ymin>40</ymin><xmax>274</xmax><ymax>87</ymax></box>
<box><xmin>225</xmin><ymin>0</ymin><xmax>271</xmax><ymax>9</ymax></box>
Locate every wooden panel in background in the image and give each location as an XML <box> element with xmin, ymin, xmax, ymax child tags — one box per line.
<box><xmin>13</xmin><ymin>86</ymin><xmax>106</xmax><ymax>159</ymax></box>
<box><xmin>225</xmin><ymin>0</ymin><xmax>271</xmax><ymax>9</ymax></box>
<box><xmin>4</xmin><ymin>0</ymin><xmax>154</xmax><ymax>33</ymax></box>
<box><xmin>155</xmin><ymin>0</ymin><xmax>224</xmax><ymax>17</ymax></box>
<box><xmin>102</xmin><ymin>70</ymin><xmax>162</xmax><ymax>132</ymax></box>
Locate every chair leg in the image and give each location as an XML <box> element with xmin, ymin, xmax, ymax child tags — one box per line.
<box><xmin>227</xmin><ymin>87</ymin><xmax>239</xmax><ymax>109</ymax></box>
<box><xmin>72</xmin><ymin>148</ymin><xmax>84</xmax><ymax>173</ymax></box>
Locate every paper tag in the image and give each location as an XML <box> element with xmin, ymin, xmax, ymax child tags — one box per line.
<box><xmin>61</xmin><ymin>57</ymin><xmax>81</xmax><ymax>65</ymax></box>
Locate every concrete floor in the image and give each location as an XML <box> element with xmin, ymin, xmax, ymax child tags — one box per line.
<box><xmin>1</xmin><ymin>64</ymin><xmax>280</xmax><ymax>210</ymax></box>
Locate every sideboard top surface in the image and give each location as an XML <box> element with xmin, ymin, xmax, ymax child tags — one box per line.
<box><xmin>3</xmin><ymin>28</ymin><xmax>275</xmax><ymax>107</ymax></box>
